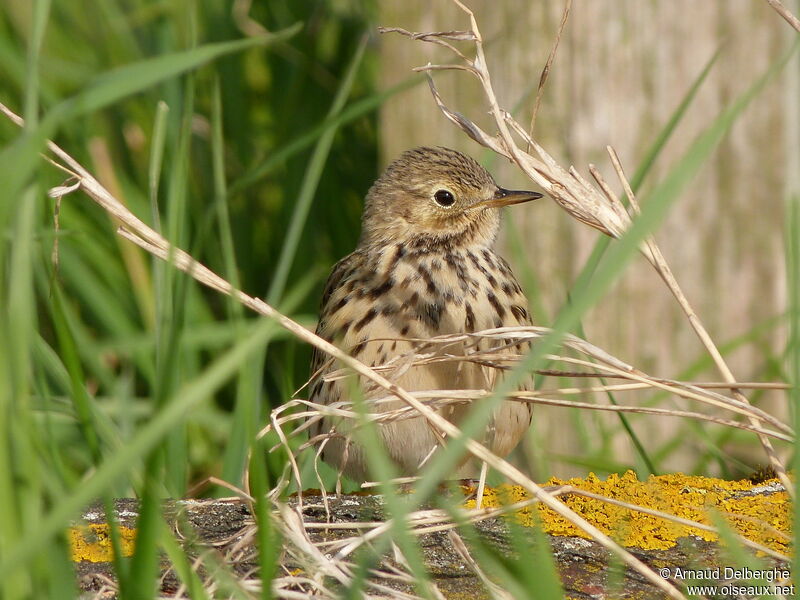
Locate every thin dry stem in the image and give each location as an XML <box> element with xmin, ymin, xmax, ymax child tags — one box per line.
<box><xmin>527</xmin><ymin>0</ymin><xmax>572</xmax><ymax>143</ymax></box>
<box><xmin>607</xmin><ymin>145</ymin><xmax>640</xmax><ymax>212</ymax></box>
<box><xmin>447</xmin><ymin>529</ymin><xmax>513</xmax><ymax>600</ymax></box>
<box><xmin>764</xmin><ymin>0</ymin><xmax>800</xmax><ymax>32</ymax></box>
<box><xmin>308</xmin><ymin>326</ymin><xmax>790</xmax><ymax>434</ymax></box>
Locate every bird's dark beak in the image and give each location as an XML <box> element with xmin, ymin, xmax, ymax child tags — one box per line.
<box><xmin>480</xmin><ymin>188</ymin><xmax>543</xmax><ymax>209</ymax></box>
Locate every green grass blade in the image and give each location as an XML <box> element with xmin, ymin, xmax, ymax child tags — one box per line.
<box><xmin>266</xmin><ymin>33</ymin><xmax>368</xmax><ymax>305</ymax></box>
<box><xmin>49</xmin><ymin>285</ymin><xmax>135</xmax><ymax>595</ymax></box>
<box><xmin>51</xmin><ymin>28</ymin><xmax>300</xmax><ymax>125</ymax></box>
<box><xmin>211</xmin><ymin>76</ymin><xmax>242</xmax><ymax>300</ymax></box>
<box><xmin>511</xmin><ymin>511</ymin><xmax>564</xmax><ymax>599</ymax></box>
<box><xmin>22</xmin><ymin>0</ymin><xmax>50</xmax><ymax>125</ymax></box>
<box><xmin>159</xmin><ymin>520</ymin><xmax>210</xmax><ymax>600</ymax></box>
<box><xmin>0</xmin><ymin>24</ymin><xmax>302</xmax><ymax>223</ymax></box>
<box><xmin>155</xmin><ymin>72</ymin><xmax>196</xmax><ymax>498</ymax></box>
<box><xmin>0</xmin><ymin>317</ymin><xmax>279</xmax><ymax>579</ymax></box>
<box><xmin>125</xmin><ymin>475</ymin><xmax>162</xmax><ymax>599</ymax></box>
<box><xmin>627</xmin><ymin>45</ymin><xmax>722</xmax><ymax>193</ymax></box>
<box><xmin>577</xmin><ymin>46</ymin><xmax>721</xmax><ymax>461</ymax></box>
<box><xmin>0</xmin><ymin>185</ymin><xmax>39</xmax><ymax>600</ymax></box>
<box><xmin>249</xmin><ymin>438</ymin><xmax>277</xmax><ymax>600</ymax></box>
<box><xmin>343</xmin><ymin>381</ymin><xmax>437</xmax><ymax>600</ymax></box>
<box><xmin>148</xmin><ymin>100</ymin><xmax>169</xmax><ymax>233</ymax></box>
<box><xmin>706</xmin><ymin>509</ymin><xmax>771</xmax><ymax>590</ymax></box>
<box><xmin>43</xmin><ymin>536</ymin><xmax>78</xmax><ymax>600</ymax></box>
<box><xmin>3</xmin><ymin>9</ymin><xmax>49</xmax><ymax>587</ymax></box>
<box><xmin>219</xmin><ymin>33</ymin><xmax>369</xmax><ymax>489</ymax></box>
<box><xmin>49</xmin><ymin>285</ymin><xmax>102</xmax><ymax>462</ymax></box>
<box><xmin>229</xmin><ymin>74</ymin><xmax>421</xmax><ymax>194</ymax></box>
<box><xmin>209</xmin><ymin>72</ymin><xmax>264</xmax><ymax>494</ymax></box>
<box><xmin>555</xmin><ymin>40</ymin><xmax>791</xmax><ymax>478</ymax></box>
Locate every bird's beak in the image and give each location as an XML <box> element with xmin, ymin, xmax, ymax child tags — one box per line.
<box><xmin>479</xmin><ymin>188</ymin><xmax>543</xmax><ymax>209</ymax></box>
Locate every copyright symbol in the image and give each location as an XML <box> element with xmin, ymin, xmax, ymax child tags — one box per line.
<box><xmin>660</xmin><ymin>568</ymin><xmax>671</xmax><ymax>579</ymax></box>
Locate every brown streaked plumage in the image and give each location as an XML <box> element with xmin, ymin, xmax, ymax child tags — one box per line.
<box><xmin>309</xmin><ymin>146</ymin><xmax>542</xmax><ymax>482</ymax></box>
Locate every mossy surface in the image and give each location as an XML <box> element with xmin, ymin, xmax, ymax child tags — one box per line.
<box><xmin>68</xmin><ymin>523</ymin><xmax>137</xmax><ymax>563</ymax></box>
<box><xmin>465</xmin><ymin>471</ymin><xmax>790</xmax><ymax>553</ymax></box>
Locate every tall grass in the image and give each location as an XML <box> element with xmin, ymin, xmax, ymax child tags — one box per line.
<box><xmin>0</xmin><ymin>0</ymin><xmax>388</xmax><ymax>596</ymax></box>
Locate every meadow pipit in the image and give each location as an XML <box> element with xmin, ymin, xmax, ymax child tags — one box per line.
<box><xmin>309</xmin><ymin>146</ymin><xmax>542</xmax><ymax>482</ymax></box>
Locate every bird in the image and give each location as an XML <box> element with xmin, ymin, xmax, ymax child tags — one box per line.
<box><xmin>307</xmin><ymin>146</ymin><xmax>542</xmax><ymax>482</ymax></box>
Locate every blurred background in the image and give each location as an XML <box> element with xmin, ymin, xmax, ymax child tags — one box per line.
<box><xmin>0</xmin><ymin>0</ymin><xmax>797</xmax><ymax>505</ymax></box>
<box><xmin>383</xmin><ymin>1</ymin><xmax>798</xmax><ymax>479</ymax></box>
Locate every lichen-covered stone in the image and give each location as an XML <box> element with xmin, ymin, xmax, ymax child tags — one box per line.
<box><xmin>465</xmin><ymin>471</ymin><xmax>790</xmax><ymax>553</ymax></box>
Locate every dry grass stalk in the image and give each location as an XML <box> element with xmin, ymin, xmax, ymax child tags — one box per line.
<box><xmin>275</xmin><ymin>503</ymin><xmax>441</xmax><ymax>599</ymax></box>
<box><xmin>527</xmin><ymin>0</ymin><xmax>572</xmax><ymax>143</ymax></box>
<box><xmin>283</xmin><ymin>326</ymin><xmax>790</xmax><ymax>435</ymax></box>
<box><xmin>447</xmin><ymin>529</ymin><xmax>513</xmax><ymax>600</ymax></box>
<box><xmin>271</xmin><ymin>391</ymin><xmax>791</xmax><ymax>447</ymax></box>
<box><xmin>764</xmin><ymin>0</ymin><xmax>800</xmax><ymax>32</ymax></box>
<box><xmin>379</xmin><ymin>0</ymin><xmax>792</xmax><ymax>497</ymax></box>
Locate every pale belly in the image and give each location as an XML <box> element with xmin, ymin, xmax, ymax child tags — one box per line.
<box><xmin>309</xmin><ymin>244</ymin><xmax>533</xmax><ymax>481</ymax></box>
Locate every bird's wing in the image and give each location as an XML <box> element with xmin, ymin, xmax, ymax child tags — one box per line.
<box><xmin>309</xmin><ymin>251</ymin><xmax>362</xmax><ymax>382</ymax></box>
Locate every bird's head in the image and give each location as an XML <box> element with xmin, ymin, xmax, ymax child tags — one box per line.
<box><xmin>359</xmin><ymin>146</ymin><xmax>541</xmax><ymax>250</ymax></box>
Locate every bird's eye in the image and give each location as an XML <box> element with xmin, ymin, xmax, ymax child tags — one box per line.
<box><xmin>433</xmin><ymin>189</ymin><xmax>456</xmax><ymax>208</ymax></box>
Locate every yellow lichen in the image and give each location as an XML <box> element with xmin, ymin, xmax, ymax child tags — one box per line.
<box><xmin>68</xmin><ymin>523</ymin><xmax>137</xmax><ymax>562</ymax></box>
<box><xmin>465</xmin><ymin>471</ymin><xmax>790</xmax><ymax>553</ymax></box>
